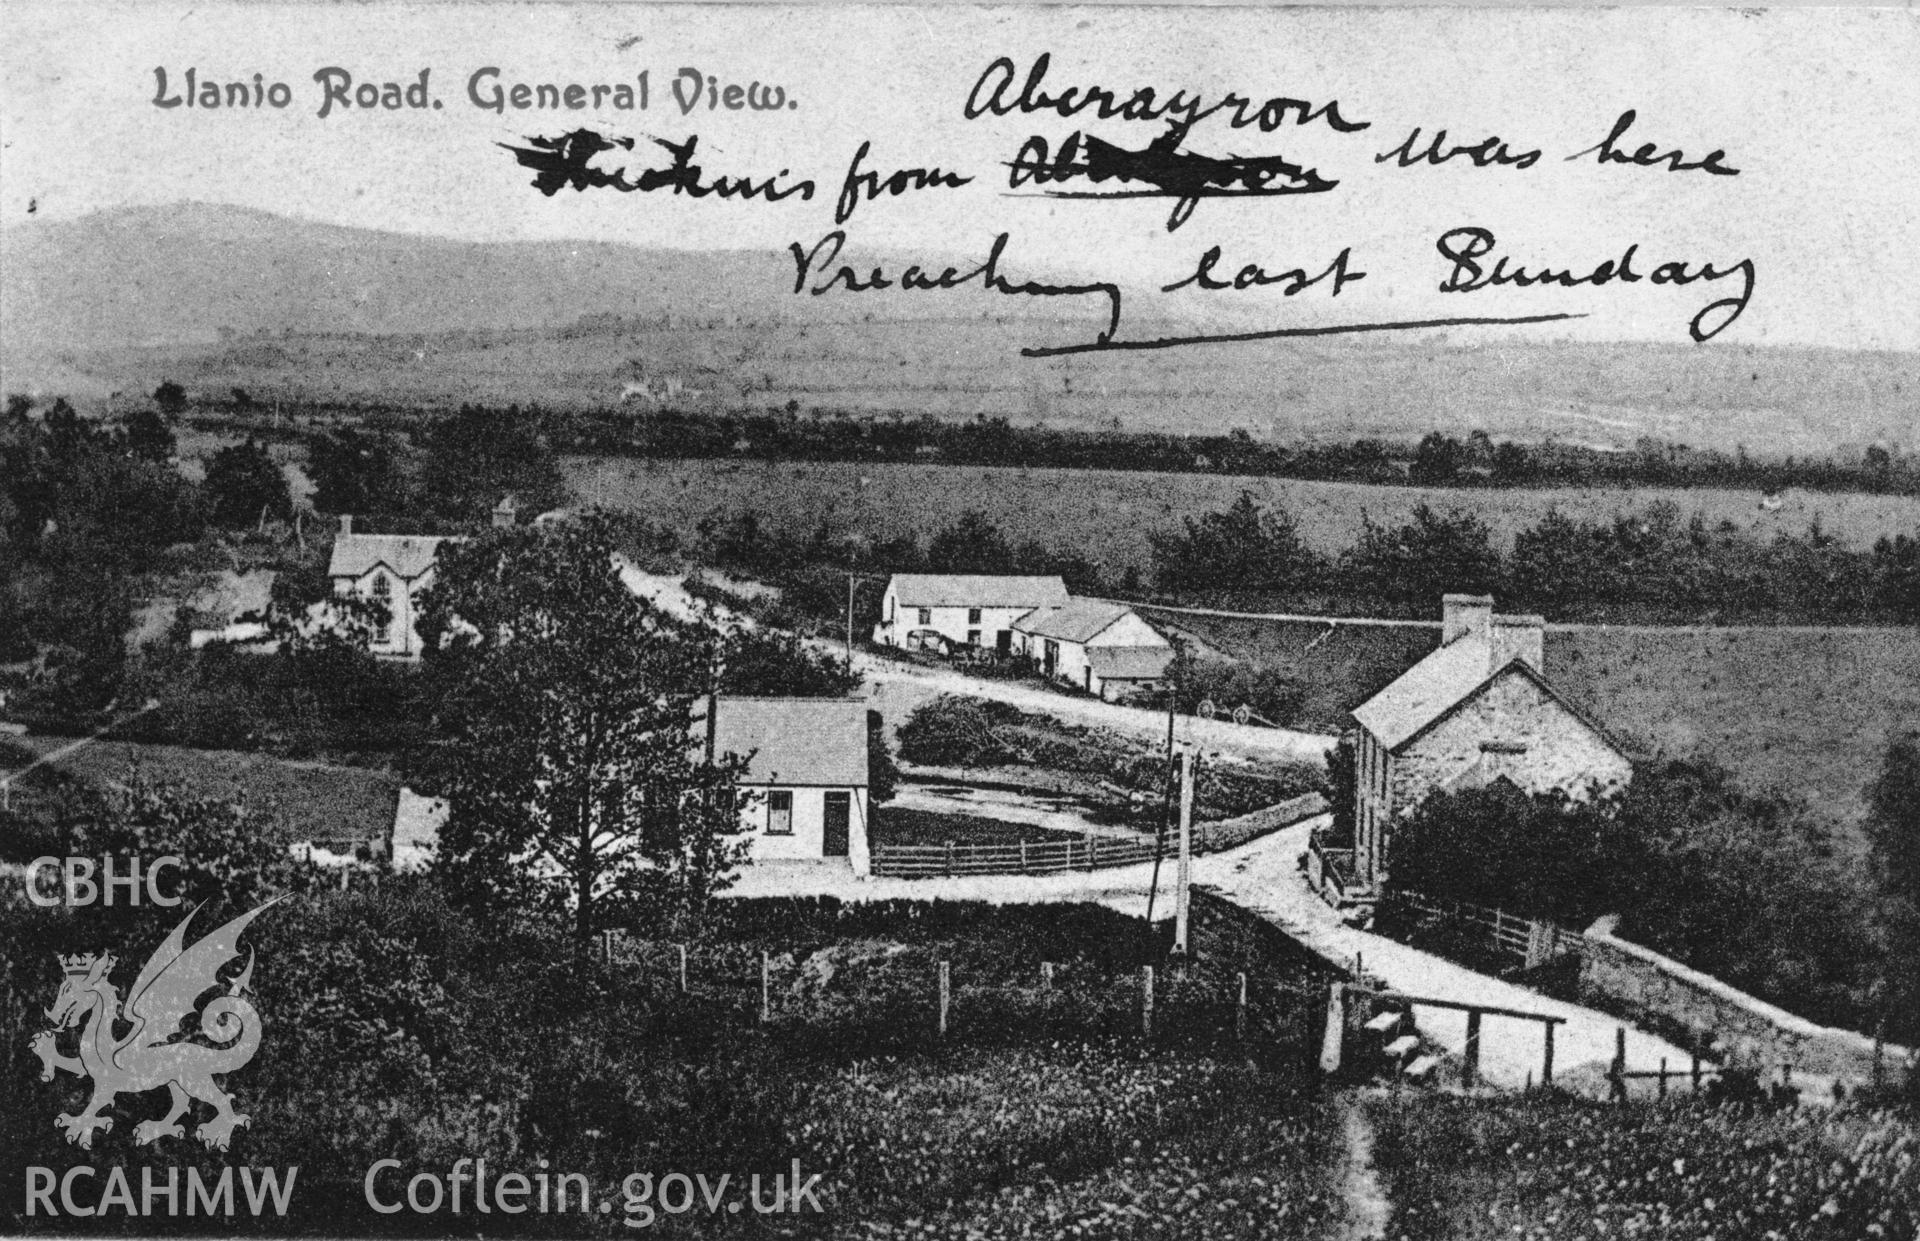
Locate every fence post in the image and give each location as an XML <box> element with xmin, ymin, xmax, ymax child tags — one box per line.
<box><xmin>1658</xmin><ymin>1058</ymin><xmax>1668</xmax><ymax>1100</ymax></box>
<box><xmin>1691</xmin><ymin>1053</ymin><xmax>1702</xmax><ymax>1092</ymax></box>
<box><xmin>1020</xmin><ymin>839</ymin><xmax>1029</xmax><ymax>873</ymax></box>
<box><xmin>1610</xmin><ymin>1027</ymin><xmax>1627</xmax><ymax>1103</ymax></box>
<box><xmin>938</xmin><ymin>960</ymin><xmax>950</xmax><ymax>1037</ymax></box>
<box><xmin>1874</xmin><ymin>1020</ymin><xmax>1887</xmax><ymax>1093</ymax></box>
<box><xmin>1319</xmin><ymin>982</ymin><xmax>1345</xmax><ymax>1074</ymax></box>
<box><xmin>1464</xmin><ymin>1009</ymin><xmax>1482</xmax><ymax>1088</ymax></box>
<box><xmin>1235</xmin><ymin>972</ymin><xmax>1248</xmax><ymax>1043</ymax></box>
<box><xmin>1141</xmin><ymin>965</ymin><xmax>1154</xmax><ymax>1038</ymax></box>
<box><xmin>946</xmin><ymin>841</ymin><xmax>955</xmax><ymax>877</ymax></box>
<box><xmin>760</xmin><ymin>952</ymin><xmax>771</xmax><ymax>1024</ymax></box>
<box><xmin>1542</xmin><ymin>1021</ymin><xmax>1556</xmax><ymax>1088</ymax></box>
<box><xmin>677</xmin><ymin>943</ymin><xmax>688</xmax><ymax>995</ymax></box>
<box><xmin>1041</xmin><ymin>961</ymin><xmax>1054</xmax><ymax>992</ymax></box>
<box><xmin>1084</xmin><ymin>830</ymin><xmax>1095</xmax><ymax>872</ymax></box>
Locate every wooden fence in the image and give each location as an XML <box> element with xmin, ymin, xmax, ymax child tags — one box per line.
<box><xmin>1390</xmin><ymin>889</ymin><xmax>1584</xmax><ymax>971</ymax></box>
<box><xmin>594</xmin><ymin>932</ymin><xmax>1333</xmax><ymax>1062</ymax></box>
<box><xmin>871</xmin><ymin>792</ymin><xmax>1327</xmax><ymax>879</ymax></box>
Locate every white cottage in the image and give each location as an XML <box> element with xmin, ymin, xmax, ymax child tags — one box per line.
<box><xmin>708</xmin><ymin>696</ymin><xmax>872</xmax><ymax>877</ymax></box>
<box><xmin>326</xmin><ymin>517</ymin><xmax>461</xmax><ymax>658</ymax></box>
<box><xmin>1012</xmin><ymin>599</ymin><xmax>1173</xmax><ymax>700</ymax></box>
<box><xmin>872</xmin><ymin>574</ymin><xmax>1069</xmax><ymax>655</ymax></box>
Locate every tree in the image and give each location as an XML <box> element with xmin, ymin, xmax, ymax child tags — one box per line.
<box><xmin>867</xmin><ymin>709</ymin><xmax>899</xmax><ymax>804</ymax></box>
<box><xmin>415</xmin><ymin>515</ymin><xmax>750</xmax><ymax>941</ymax></box>
<box><xmin>420</xmin><ymin>404</ymin><xmax>565</xmax><ymax>522</ymax></box>
<box><xmin>204</xmin><ymin>437</ymin><xmax>291</xmax><ymax>528</ymax></box>
<box><xmin>152</xmin><ymin>381</ymin><xmax>187</xmax><ymax>418</ymax></box>
<box><xmin>119</xmin><ymin>408</ymin><xmax>176</xmax><ymax>464</ymax></box>
<box><xmin>308</xmin><ymin>428</ymin><xmax>410</xmax><ymax>517</ymax></box>
<box><xmin>1343</xmin><ymin>505</ymin><xmax>1502</xmax><ymax>608</ymax></box>
<box><xmin>1409</xmin><ymin>433</ymin><xmax>1463</xmax><ymax>484</ymax></box>
<box><xmin>68</xmin><ymin>780</ymin><xmax>318</xmax><ymax>915</ymax></box>
<box><xmin>1150</xmin><ymin>491</ymin><xmax>1320</xmax><ymax>595</ymax></box>
<box><xmin>927</xmin><ymin>511</ymin><xmax>1016</xmax><ymax>575</ymax></box>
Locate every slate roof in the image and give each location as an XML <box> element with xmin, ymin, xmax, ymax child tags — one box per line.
<box><xmin>1352</xmin><ymin>636</ymin><xmax>1502</xmax><ymax>751</ymax></box>
<box><xmin>1088</xmin><ymin>645</ymin><xmax>1174</xmax><ymax>681</ymax></box>
<box><xmin>705</xmin><ymin>697</ymin><xmax>870</xmax><ymax>788</ymax></box>
<box><xmin>327</xmin><ymin>533</ymin><xmax>459</xmax><ymax>582</ymax></box>
<box><xmin>1015</xmin><ymin>598</ymin><xmax>1161</xmax><ymax>646</ymax></box>
<box><xmin>889</xmin><ymin>574</ymin><xmax>1068</xmax><ymax>609</ymax></box>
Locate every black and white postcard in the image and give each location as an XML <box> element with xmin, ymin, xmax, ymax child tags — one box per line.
<box><xmin>3</xmin><ymin>3</ymin><xmax>1917</xmax><ymax>1236</ymax></box>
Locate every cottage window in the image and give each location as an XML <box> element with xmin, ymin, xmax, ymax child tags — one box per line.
<box><xmin>967</xmin><ymin>607</ymin><xmax>982</xmax><ymax>624</ymax></box>
<box><xmin>766</xmin><ymin>790</ymin><xmax>794</xmax><ymax>835</ymax></box>
<box><xmin>967</xmin><ymin>629</ymin><xmax>981</xmax><ymax>646</ymax></box>
<box><xmin>917</xmin><ymin>607</ymin><xmax>932</xmax><ymax>625</ymax></box>
<box><xmin>369</xmin><ymin>574</ymin><xmax>392</xmax><ymax>643</ymax></box>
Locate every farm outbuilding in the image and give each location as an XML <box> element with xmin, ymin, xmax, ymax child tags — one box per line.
<box><xmin>1348</xmin><ymin>594</ymin><xmax>1632</xmax><ymax>895</ymax></box>
<box><xmin>1012</xmin><ymin>599</ymin><xmax>1174</xmax><ymax>700</ymax></box>
<box><xmin>872</xmin><ymin>574</ymin><xmax>1069</xmax><ymax>654</ymax></box>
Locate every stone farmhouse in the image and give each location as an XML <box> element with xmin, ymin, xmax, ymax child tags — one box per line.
<box><xmin>872</xmin><ymin>574</ymin><xmax>1068</xmax><ymax>655</ymax></box>
<box><xmin>707</xmin><ymin>696</ymin><xmax>872</xmax><ymax>877</ymax></box>
<box><xmin>1348</xmin><ymin>593</ymin><xmax>1632</xmax><ymax>894</ymax></box>
<box><xmin>1012</xmin><ymin>599</ymin><xmax>1175</xmax><ymax>700</ymax></box>
<box><xmin>326</xmin><ymin>516</ymin><xmax>463</xmax><ymax>659</ymax></box>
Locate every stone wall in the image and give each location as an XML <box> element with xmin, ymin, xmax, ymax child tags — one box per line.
<box><xmin>1579</xmin><ymin>920</ymin><xmax>1913</xmax><ymax>1088</ymax></box>
<box><xmin>1390</xmin><ymin>671</ymin><xmax>1632</xmax><ymax>815</ymax></box>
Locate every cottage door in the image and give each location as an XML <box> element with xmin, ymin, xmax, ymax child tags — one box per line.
<box><xmin>822</xmin><ymin>792</ymin><xmax>851</xmax><ymax>857</ymax></box>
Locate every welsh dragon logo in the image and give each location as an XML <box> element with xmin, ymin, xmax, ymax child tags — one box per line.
<box><xmin>30</xmin><ymin>898</ymin><xmax>282</xmax><ymax>1151</ymax></box>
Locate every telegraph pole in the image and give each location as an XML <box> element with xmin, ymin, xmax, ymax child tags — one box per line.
<box><xmin>1174</xmin><ymin>745</ymin><xmax>1194</xmax><ymax>956</ymax></box>
<box><xmin>845</xmin><ymin>572</ymin><xmax>855</xmax><ymax>675</ymax></box>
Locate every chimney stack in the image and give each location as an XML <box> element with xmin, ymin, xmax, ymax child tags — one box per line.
<box><xmin>1491</xmin><ymin>613</ymin><xmax>1546</xmax><ymax>672</ymax></box>
<box><xmin>338</xmin><ymin>514</ymin><xmax>354</xmax><ymax>536</ymax></box>
<box><xmin>1440</xmin><ymin>594</ymin><xmax>1494</xmax><ymax>647</ymax></box>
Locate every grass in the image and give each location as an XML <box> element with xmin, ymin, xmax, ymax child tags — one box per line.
<box><xmin>562</xmin><ymin>456</ymin><xmax>1920</xmax><ymax>577</ymax></box>
<box><xmin>1367</xmin><ymin>1091</ymin><xmax>1920</xmax><ymax>1241</ymax></box>
<box><xmin>0</xmin><ymin>735</ymin><xmax>400</xmax><ymax>852</ymax></box>
<box><xmin>871</xmin><ymin>805</ymin><xmax>1075</xmax><ymax>847</ymax></box>
<box><xmin>2</xmin><ymin>888</ymin><xmax>1340</xmax><ymax>1236</ymax></box>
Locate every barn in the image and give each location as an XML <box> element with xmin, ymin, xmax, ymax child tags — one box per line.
<box><xmin>1012</xmin><ymin>599</ymin><xmax>1174</xmax><ymax>700</ymax></box>
<box><xmin>1348</xmin><ymin>594</ymin><xmax>1632</xmax><ymax>894</ymax></box>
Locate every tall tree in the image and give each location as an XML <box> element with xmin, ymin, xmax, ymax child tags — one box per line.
<box><xmin>415</xmin><ymin>516</ymin><xmax>750</xmax><ymax>940</ymax></box>
<box><xmin>204</xmin><ymin>437</ymin><xmax>291</xmax><ymax>528</ymax></box>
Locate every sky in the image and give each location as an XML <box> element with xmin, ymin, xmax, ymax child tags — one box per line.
<box><xmin>4</xmin><ymin>3</ymin><xmax>1919</xmax><ymax>352</ymax></box>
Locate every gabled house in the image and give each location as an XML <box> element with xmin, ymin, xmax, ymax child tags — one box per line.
<box><xmin>872</xmin><ymin>574</ymin><xmax>1068</xmax><ymax>655</ymax></box>
<box><xmin>707</xmin><ymin>696</ymin><xmax>872</xmax><ymax>877</ymax></box>
<box><xmin>1012</xmin><ymin>599</ymin><xmax>1173</xmax><ymax>700</ymax></box>
<box><xmin>326</xmin><ymin>516</ymin><xmax>462</xmax><ymax>658</ymax></box>
<box><xmin>1348</xmin><ymin>593</ymin><xmax>1632</xmax><ymax>894</ymax></box>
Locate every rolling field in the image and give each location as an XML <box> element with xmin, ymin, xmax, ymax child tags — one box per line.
<box><xmin>1142</xmin><ymin>607</ymin><xmax>1920</xmax><ymax>831</ymax></box>
<box><xmin>563</xmin><ymin>456</ymin><xmax>1920</xmax><ymax>575</ymax></box>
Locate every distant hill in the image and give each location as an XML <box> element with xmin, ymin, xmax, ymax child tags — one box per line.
<box><xmin>0</xmin><ymin>202</ymin><xmax>874</xmax><ymax>349</ymax></box>
<box><xmin>3</xmin><ymin>203</ymin><xmax>1916</xmax><ymax>457</ymax></box>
